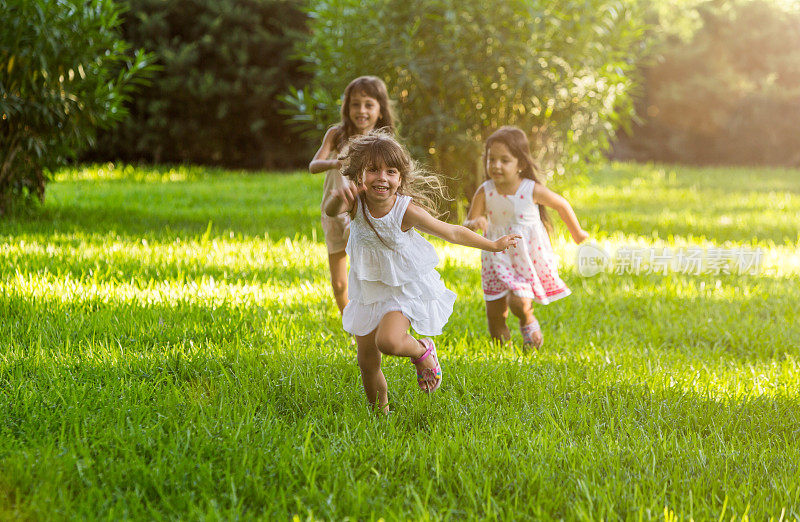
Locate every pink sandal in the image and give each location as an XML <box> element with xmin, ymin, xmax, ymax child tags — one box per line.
<box><xmin>521</xmin><ymin>320</ymin><xmax>543</xmax><ymax>351</ymax></box>
<box><xmin>411</xmin><ymin>338</ymin><xmax>442</xmax><ymax>393</ymax></box>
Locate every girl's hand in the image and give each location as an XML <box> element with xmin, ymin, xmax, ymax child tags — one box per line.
<box><xmin>326</xmin><ymin>181</ymin><xmax>363</xmax><ymax>216</ymax></box>
<box><xmin>492</xmin><ymin>234</ymin><xmax>521</xmax><ymax>252</ymax></box>
<box><xmin>338</xmin><ymin>181</ymin><xmax>362</xmax><ymax>209</ymax></box>
<box><xmin>465</xmin><ymin>216</ymin><xmax>488</xmax><ymax>232</ymax></box>
<box><xmin>572</xmin><ymin>229</ymin><xmax>590</xmax><ymax>244</ymax></box>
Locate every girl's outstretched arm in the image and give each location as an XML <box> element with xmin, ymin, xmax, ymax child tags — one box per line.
<box><xmin>463</xmin><ymin>185</ymin><xmax>488</xmax><ymax>232</ymax></box>
<box><xmin>403</xmin><ymin>203</ymin><xmax>519</xmax><ymax>252</ymax></box>
<box><xmin>532</xmin><ymin>185</ymin><xmax>590</xmax><ymax>243</ymax></box>
<box><xmin>309</xmin><ymin>126</ymin><xmax>342</xmax><ymax>174</ymax></box>
<box><xmin>324</xmin><ymin>181</ymin><xmax>362</xmax><ymax>217</ymax></box>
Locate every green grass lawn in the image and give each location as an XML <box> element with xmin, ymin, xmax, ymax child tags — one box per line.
<box><xmin>1</xmin><ymin>162</ymin><xmax>799</xmax><ymax>520</ymax></box>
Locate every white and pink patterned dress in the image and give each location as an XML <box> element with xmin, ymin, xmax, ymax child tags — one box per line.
<box><xmin>481</xmin><ymin>178</ymin><xmax>571</xmax><ymax>304</ymax></box>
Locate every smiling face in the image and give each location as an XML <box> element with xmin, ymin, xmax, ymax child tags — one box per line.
<box><xmin>486</xmin><ymin>141</ymin><xmax>521</xmax><ymax>186</ymax></box>
<box><xmin>362</xmin><ymin>158</ymin><xmax>401</xmax><ymax>203</ymax></box>
<box><xmin>348</xmin><ymin>91</ymin><xmax>381</xmax><ymax>134</ymax></box>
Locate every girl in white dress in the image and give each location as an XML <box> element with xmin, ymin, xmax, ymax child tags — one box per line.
<box><xmin>309</xmin><ymin>76</ymin><xmax>397</xmax><ymax>314</ymax></box>
<box><xmin>325</xmin><ymin>131</ymin><xmax>520</xmax><ymax>413</ymax></box>
<box><xmin>464</xmin><ymin>126</ymin><xmax>589</xmax><ymax>350</ymax></box>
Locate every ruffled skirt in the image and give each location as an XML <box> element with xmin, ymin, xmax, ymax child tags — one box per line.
<box><xmin>342</xmin><ymin>270</ymin><xmax>456</xmax><ymax>336</ymax></box>
<box><xmin>482</xmin><ymin>224</ymin><xmax>570</xmax><ymax>304</ymax></box>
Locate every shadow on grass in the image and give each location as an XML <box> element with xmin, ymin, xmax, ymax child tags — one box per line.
<box><xmin>0</xmin><ymin>292</ymin><xmax>345</xmax><ymax>354</ymax></box>
<box><xmin>0</xmin><ymin>173</ymin><xmax>326</xmax><ymax>243</ymax></box>
<box><xmin>2</xmin><ymin>239</ymin><xmax>328</xmax><ymax>285</ymax></box>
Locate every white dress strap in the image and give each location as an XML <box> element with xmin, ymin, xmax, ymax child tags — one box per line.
<box><xmin>521</xmin><ymin>178</ymin><xmax>536</xmax><ymax>199</ymax></box>
<box><xmin>393</xmin><ymin>194</ymin><xmax>412</xmax><ymax>224</ymax></box>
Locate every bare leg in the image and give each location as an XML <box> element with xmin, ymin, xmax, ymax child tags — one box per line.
<box><xmin>374</xmin><ymin>311</ymin><xmax>439</xmax><ymax>391</ymax></box>
<box><xmin>486</xmin><ymin>296</ymin><xmax>511</xmax><ymax>343</ymax></box>
<box><xmin>355</xmin><ymin>331</ymin><xmax>389</xmax><ymax>414</ymax></box>
<box><xmin>328</xmin><ymin>251</ymin><xmax>348</xmax><ymax>313</ymax></box>
<box><xmin>508</xmin><ymin>294</ymin><xmax>542</xmax><ymax>348</ymax></box>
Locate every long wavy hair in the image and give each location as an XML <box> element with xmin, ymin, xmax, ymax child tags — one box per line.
<box><xmin>484</xmin><ymin>126</ymin><xmax>552</xmax><ymax>233</ymax></box>
<box><xmin>340</xmin><ymin>130</ymin><xmax>447</xmax><ymax>246</ymax></box>
<box><xmin>332</xmin><ymin>76</ymin><xmax>397</xmax><ymax>152</ymax></box>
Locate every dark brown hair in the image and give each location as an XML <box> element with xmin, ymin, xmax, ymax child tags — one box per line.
<box><xmin>333</xmin><ymin>76</ymin><xmax>397</xmax><ymax>151</ymax></box>
<box><xmin>484</xmin><ymin>126</ymin><xmax>552</xmax><ymax>233</ymax></box>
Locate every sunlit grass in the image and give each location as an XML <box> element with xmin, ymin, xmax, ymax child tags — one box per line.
<box><xmin>1</xmin><ymin>162</ymin><xmax>799</xmax><ymax>520</ymax></box>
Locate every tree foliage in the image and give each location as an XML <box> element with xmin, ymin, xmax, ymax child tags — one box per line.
<box><xmin>89</xmin><ymin>0</ymin><xmax>312</xmax><ymax>169</ymax></box>
<box><xmin>618</xmin><ymin>0</ymin><xmax>800</xmax><ymax>166</ymax></box>
<box><xmin>0</xmin><ymin>0</ymin><xmax>152</xmax><ymax>212</ymax></box>
<box><xmin>285</xmin><ymin>0</ymin><xmax>647</xmax><ymax>201</ymax></box>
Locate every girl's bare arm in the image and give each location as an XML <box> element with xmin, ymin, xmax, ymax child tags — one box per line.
<box><xmin>533</xmin><ymin>185</ymin><xmax>589</xmax><ymax>243</ymax></box>
<box><xmin>309</xmin><ymin>127</ymin><xmax>342</xmax><ymax>174</ymax></box>
<box><xmin>463</xmin><ymin>185</ymin><xmax>488</xmax><ymax>232</ymax></box>
<box><xmin>403</xmin><ymin>203</ymin><xmax>519</xmax><ymax>252</ymax></box>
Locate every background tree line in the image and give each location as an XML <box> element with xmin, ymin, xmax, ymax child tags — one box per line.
<box><xmin>616</xmin><ymin>0</ymin><xmax>800</xmax><ymax>166</ymax></box>
<box><xmin>3</xmin><ymin>0</ymin><xmax>799</xmax><ymax>211</ymax></box>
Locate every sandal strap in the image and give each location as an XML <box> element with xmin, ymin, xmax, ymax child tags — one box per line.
<box><xmin>521</xmin><ymin>321</ymin><xmax>540</xmax><ymax>334</ymax></box>
<box><xmin>411</xmin><ymin>338</ymin><xmax>434</xmax><ymax>364</ymax></box>
<box><xmin>521</xmin><ymin>321</ymin><xmax>541</xmax><ymax>344</ymax></box>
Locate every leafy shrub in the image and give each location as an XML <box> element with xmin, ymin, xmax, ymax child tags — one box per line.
<box><xmin>88</xmin><ymin>0</ymin><xmax>312</xmax><ymax>169</ymax></box>
<box><xmin>284</xmin><ymin>0</ymin><xmax>647</xmax><ymax>203</ymax></box>
<box><xmin>0</xmin><ymin>0</ymin><xmax>152</xmax><ymax>213</ymax></box>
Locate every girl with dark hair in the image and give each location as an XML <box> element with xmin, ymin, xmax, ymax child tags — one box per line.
<box><xmin>309</xmin><ymin>76</ymin><xmax>397</xmax><ymax>314</ymax></box>
<box><xmin>464</xmin><ymin>126</ymin><xmax>589</xmax><ymax>350</ymax></box>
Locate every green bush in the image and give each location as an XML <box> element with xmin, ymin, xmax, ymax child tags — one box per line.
<box><xmin>618</xmin><ymin>0</ymin><xmax>800</xmax><ymax>166</ymax></box>
<box><xmin>89</xmin><ymin>0</ymin><xmax>312</xmax><ymax>169</ymax></box>
<box><xmin>284</xmin><ymin>0</ymin><xmax>647</xmax><ymax>202</ymax></box>
<box><xmin>0</xmin><ymin>0</ymin><xmax>152</xmax><ymax>213</ymax></box>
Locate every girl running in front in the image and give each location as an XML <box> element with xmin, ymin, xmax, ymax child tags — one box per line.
<box><xmin>325</xmin><ymin>131</ymin><xmax>520</xmax><ymax>413</ymax></box>
<box><xmin>309</xmin><ymin>76</ymin><xmax>397</xmax><ymax>314</ymax></box>
<box><xmin>464</xmin><ymin>126</ymin><xmax>589</xmax><ymax>350</ymax></box>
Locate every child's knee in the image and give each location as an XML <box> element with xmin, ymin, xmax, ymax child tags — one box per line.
<box><xmin>374</xmin><ymin>331</ymin><xmax>403</xmax><ymax>355</ymax></box>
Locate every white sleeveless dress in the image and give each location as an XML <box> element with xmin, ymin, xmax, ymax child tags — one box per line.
<box><xmin>342</xmin><ymin>194</ymin><xmax>456</xmax><ymax>336</ymax></box>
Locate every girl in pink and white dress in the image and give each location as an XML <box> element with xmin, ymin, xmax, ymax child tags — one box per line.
<box><xmin>464</xmin><ymin>126</ymin><xmax>590</xmax><ymax>350</ymax></box>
